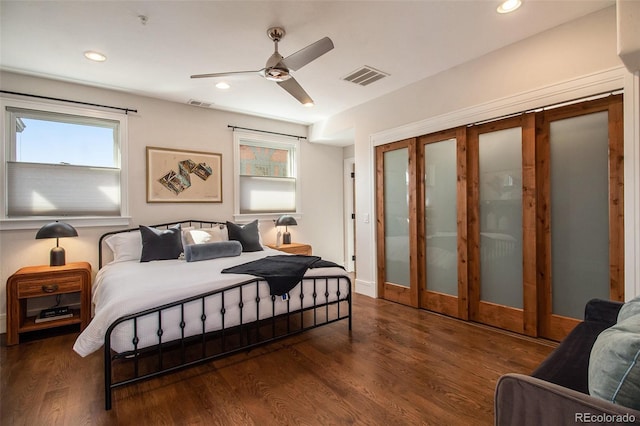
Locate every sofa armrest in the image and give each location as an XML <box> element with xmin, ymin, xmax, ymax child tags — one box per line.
<box><xmin>495</xmin><ymin>374</ymin><xmax>640</xmax><ymax>426</ymax></box>
<box><xmin>584</xmin><ymin>298</ymin><xmax>623</xmax><ymax>325</ymax></box>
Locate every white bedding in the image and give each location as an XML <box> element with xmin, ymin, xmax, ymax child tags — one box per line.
<box><xmin>73</xmin><ymin>247</ymin><xmax>348</xmax><ymax>357</ymax></box>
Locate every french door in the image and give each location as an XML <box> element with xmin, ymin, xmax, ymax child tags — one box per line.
<box><xmin>467</xmin><ymin>114</ymin><xmax>537</xmax><ymax>335</ymax></box>
<box><xmin>536</xmin><ymin>95</ymin><xmax>624</xmax><ymax>340</ymax></box>
<box><xmin>376</xmin><ymin>138</ymin><xmax>418</xmax><ymax>307</ymax></box>
<box><xmin>417</xmin><ymin>128</ymin><xmax>468</xmax><ymax>319</ymax></box>
<box><xmin>375</xmin><ymin>95</ymin><xmax>624</xmax><ymax>340</ymax></box>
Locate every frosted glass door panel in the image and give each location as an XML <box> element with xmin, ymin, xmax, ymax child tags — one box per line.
<box><xmin>425</xmin><ymin>139</ymin><xmax>457</xmax><ymax>295</ymax></box>
<box><xmin>384</xmin><ymin>148</ymin><xmax>410</xmax><ymax>287</ymax></box>
<box><xmin>550</xmin><ymin>111</ymin><xmax>609</xmax><ymax>319</ymax></box>
<box><xmin>479</xmin><ymin>127</ymin><xmax>523</xmax><ymax>308</ymax></box>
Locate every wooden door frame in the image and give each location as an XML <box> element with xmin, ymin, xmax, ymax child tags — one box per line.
<box><xmin>536</xmin><ymin>94</ymin><xmax>624</xmax><ymax>341</ymax></box>
<box><xmin>468</xmin><ymin>114</ymin><xmax>538</xmax><ymax>336</ymax></box>
<box><xmin>417</xmin><ymin>127</ymin><xmax>469</xmax><ymax>319</ymax></box>
<box><xmin>376</xmin><ymin>138</ymin><xmax>419</xmax><ymax>307</ymax></box>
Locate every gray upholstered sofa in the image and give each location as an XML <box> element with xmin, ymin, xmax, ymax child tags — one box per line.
<box><xmin>495</xmin><ymin>298</ymin><xmax>640</xmax><ymax>425</ymax></box>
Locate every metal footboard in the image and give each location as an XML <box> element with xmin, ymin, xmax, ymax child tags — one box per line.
<box><xmin>104</xmin><ymin>274</ymin><xmax>352</xmax><ymax>410</ymax></box>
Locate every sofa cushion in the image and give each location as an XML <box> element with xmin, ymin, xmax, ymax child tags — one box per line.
<box><xmin>588</xmin><ymin>317</ymin><xmax>640</xmax><ymax>410</ymax></box>
<box><xmin>585</xmin><ymin>298</ymin><xmax>624</xmax><ymax>326</ymax></box>
<box><xmin>532</xmin><ymin>320</ymin><xmax>611</xmax><ymax>394</ymax></box>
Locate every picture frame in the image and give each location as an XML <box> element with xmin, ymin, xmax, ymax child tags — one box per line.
<box><xmin>146</xmin><ymin>146</ymin><xmax>222</xmax><ymax>203</ymax></box>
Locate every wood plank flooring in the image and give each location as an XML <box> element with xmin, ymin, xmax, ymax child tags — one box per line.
<box><xmin>1</xmin><ymin>294</ymin><xmax>555</xmax><ymax>425</ymax></box>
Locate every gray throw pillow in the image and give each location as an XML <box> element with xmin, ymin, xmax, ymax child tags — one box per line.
<box><xmin>588</xmin><ymin>316</ymin><xmax>640</xmax><ymax>410</ymax></box>
<box><xmin>226</xmin><ymin>220</ymin><xmax>263</xmax><ymax>252</ymax></box>
<box><xmin>618</xmin><ymin>296</ymin><xmax>640</xmax><ymax>323</ymax></box>
<box><xmin>140</xmin><ymin>224</ymin><xmax>183</xmax><ymax>262</ymax></box>
<box><xmin>184</xmin><ymin>241</ymin><xmax>242</xmax><ymax>262</ymax></box>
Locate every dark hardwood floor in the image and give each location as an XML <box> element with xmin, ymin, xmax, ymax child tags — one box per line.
<box><xmin>1</xmin><ymin>294</ymin><xmax>555</xmax><ymax>425</ymax></box>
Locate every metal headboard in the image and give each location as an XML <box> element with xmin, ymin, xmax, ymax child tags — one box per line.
<box><xmin>98</xmin><ymin>219</ymin><xmax>226</xmax><ymax>268</ymax></box>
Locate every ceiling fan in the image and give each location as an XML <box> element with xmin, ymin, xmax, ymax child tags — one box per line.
<box><xmin>191</xmin><ymin>27</ymin><xmax>334</xmax><ymax>106</ymax></box>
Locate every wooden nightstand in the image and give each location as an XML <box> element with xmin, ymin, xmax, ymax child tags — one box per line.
<box><xmin>266</xmin><ymin>242</ymin><xmax>312</xmax><ymax>256</ymax></box>
<box><xmin>6</xmin><ymin>262</ymin><xmax>92</xmax><ymax>346</ymax></box>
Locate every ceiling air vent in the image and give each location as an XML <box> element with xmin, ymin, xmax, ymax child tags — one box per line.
<box><xmin>342</xmin><ymin>66</ymin><xmax>389</xmax><ymax>86</ymax></box>
<box><xmin>188</xmin><ymin>99</ymin><xmax>213</xmax><ymax>108</ymax></box>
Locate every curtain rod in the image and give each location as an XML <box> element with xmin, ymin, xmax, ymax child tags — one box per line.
<box><xmin>0</xmin><ymin>90</ymin><xmax>138</xmax><ymax>114</ymax></box>
<box><xmin>228</xmin><ymin>125</ymin><xmax>307</xmax><ymax>140</ymax></box>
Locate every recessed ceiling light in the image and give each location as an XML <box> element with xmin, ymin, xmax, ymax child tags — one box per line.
<box><xmin>84</xmin><ymin>51</ymin><xmax>107</xmax><ymax>62</ymax></box>
<box><xmin>497</xmin><ymin>0</ymin><xmax>522</xmax><ymax>14</ymax></box>
<box><xmin>215</xmin><ymin>82</ymin><xmax>231</xmax><ymax>90</ymax></box>
<box><xmin>303</xmin><ymin>102</ymin><xmax>314</xmax><ymax>108</ymax></box>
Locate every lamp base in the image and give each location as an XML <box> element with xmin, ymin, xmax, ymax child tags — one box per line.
<box><xmin>50</xmin><ymin>247</ymin><xmax>66</xmax><ymax>266</ymax></box>
<box><xmin>282</xmin><ymin>232</ymin><xmax>291</xmax><ymax>245</ymax></box>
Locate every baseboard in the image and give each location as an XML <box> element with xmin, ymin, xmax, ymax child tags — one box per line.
<box><xmin>355</xmin><ymin>278</ymin><xmax>376</xmax><ymax>298</ymax></box>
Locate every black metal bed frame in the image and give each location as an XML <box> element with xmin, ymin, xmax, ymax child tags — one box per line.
<box><xmin>98</xmin><ymin>220</ymin><xmax>352</xmax><ymax>410</ymax></box>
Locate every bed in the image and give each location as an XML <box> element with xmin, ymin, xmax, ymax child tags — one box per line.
<box><xmin>73</xmin><ymin>220</ymin><xmax>352</xmax><ymax>410</ymax></box>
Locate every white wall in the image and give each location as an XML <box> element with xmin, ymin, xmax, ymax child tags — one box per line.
<box><xmin>312</xmin><ymin>6</ymin><xmax>640</xmax><ymax>300</ymax></box>
<box><xmin>0</xmin><ymin>71</ymin><xmax>345</xmax><ymax>333</ymax></box>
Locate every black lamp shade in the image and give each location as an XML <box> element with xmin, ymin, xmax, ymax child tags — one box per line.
<box><xmin>35</xmin><ymin>221</ymin><xmax>78</xmax><ymax>240</ymax></box>
<box><xmin>275</xmin><ymin>215</ymin><xmax>297</xmax><ymax>227</ymax></box>
<box><xmin>276</xmin><ymin>215</ymin><xmax>297</xmax><ymax>244</ymax></box>
<box><xmin>36</xmin><ymin>221</ymin><xmax>78</xmax><ymax>266</ymax></box>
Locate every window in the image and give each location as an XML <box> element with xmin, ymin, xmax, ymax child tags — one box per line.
<box><xmin>233</xmin><ymin>131</ymin><xmax>300</xmax><ymax>218</ymax></box>
<box><xmin>1</xmin><ymin>98</ymin><xmax>128</xmax><ymax>226</ymax></box>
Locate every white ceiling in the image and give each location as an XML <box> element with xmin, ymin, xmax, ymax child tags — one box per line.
<box><xmin>0</xmin><ymin>0</ymin><xmax>614</xmax><ymax>127</ymax></box>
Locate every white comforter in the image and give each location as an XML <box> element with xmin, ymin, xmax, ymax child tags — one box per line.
<box><xmin>73</xmin><ymin>247</ymin><xmax>347</xmax><ymax>357</ymax></box>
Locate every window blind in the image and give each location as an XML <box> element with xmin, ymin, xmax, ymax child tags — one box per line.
<box><xmin>239</xmin><ymin>176</ymin><xmax>296</xmax><ymax>214</ymax></box>
<box><xmin>7</xmin><ymin>162</ymin><xmax>121</xmax><ymax>216</ymax></box>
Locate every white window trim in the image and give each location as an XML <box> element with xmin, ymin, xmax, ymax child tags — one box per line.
<box><xmin>0</xmin><ymin>97</ymin><xmax>130</xmax><ymax>230</ymax></box>
<box><xmin>232</xmin><ymin>130</ymin><xmax>302</xmax><ymax>222</ymax></box>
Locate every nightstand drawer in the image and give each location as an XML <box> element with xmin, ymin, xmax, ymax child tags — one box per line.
<box><xmin>17</xmin><ymin>275</ymin><xmax>82</xmax><ymax>298</ymax></box>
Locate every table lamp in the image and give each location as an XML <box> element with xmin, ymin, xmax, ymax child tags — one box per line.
<box><xmin>35</xmin><ymin>221</ymin><xmax>78</xmax><ymax>266</ymax></box>
<box><xmin>275</xmin><ymin>215</ymin><xmax>297</xmax><ymax>244</ymax></box>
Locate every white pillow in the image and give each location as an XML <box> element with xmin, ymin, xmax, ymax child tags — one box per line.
<box><xmin>182</xmin><ymin>226</ymin><xmax>228</xmax><ymax>245</ymax></box>
<box><xmin>105</xmin><ymin>232</ymin><xmax>143</xmax><ymax>263</ymax></box>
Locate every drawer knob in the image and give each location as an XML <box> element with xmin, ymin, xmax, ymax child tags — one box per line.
<box><xmin>42</xmin><ymin>284</ymin><xmax>59</xmax><ymax>293</ymax></box>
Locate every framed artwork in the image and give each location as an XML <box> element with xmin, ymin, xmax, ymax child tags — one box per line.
<box><xmin>146</xmin><ymin>146</ymin><xmax>222</xmax><ymax>203</ymax></box>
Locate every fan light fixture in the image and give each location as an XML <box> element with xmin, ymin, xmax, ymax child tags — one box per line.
<box><xmin>84</xmin><ymin>50</ymin><xmax>107</xmax><ymax>62</ymax></box>
<box><xmin>263</xmin><ymin>68</ymin><xmax>291</xmax><ymax>82</ymax></box>
<box><xmin>497</xmin><ymin>0</ymin><xmax>522</xmax><ymax>14</ymax></box>
<box><xmin>215</xmin><ymin>82</ymin><xmax>231</xmax><ymax>90</ymax></box>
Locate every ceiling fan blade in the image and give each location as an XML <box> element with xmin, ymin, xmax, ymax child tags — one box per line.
<box><xmin>281</xmin><ymin>37</ymin><xmax>334</xmax><ymax>71</ymax></box>
<box><xmin>190</xmin><ymin>70</ymin><xmax>262</xmax><ymax>79</ymax></box>
<box><xmin>277</xmin><ymin>77</ymin><xmax>314</xmax><ymax>105</ymax></box>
